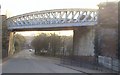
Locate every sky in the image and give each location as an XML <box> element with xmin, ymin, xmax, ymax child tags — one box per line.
<box><xmin>0</xmin><ymin>0</ymin><xmax>118</xmax><ymax>36</ymax></box>
<box><xmin>16</xmin><ymin>30</ymin><xmax>73</xmax><ymax>36</ymax></box>
<box><xmin>1</xmin><ymin>0</ymin><xmax>117</xmax><ymax>17</ymax></box>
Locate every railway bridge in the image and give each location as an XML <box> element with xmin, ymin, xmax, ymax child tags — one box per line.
<box><xmin>1</xmin><ymin>2</ymin><xmax>119</xmax><ymax>72</ymax></box>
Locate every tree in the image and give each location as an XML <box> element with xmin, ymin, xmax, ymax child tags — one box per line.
<box><xmin>31</xmin><ymin>33</ymin><xmax>62</xmax><ymax>56</ymax></box>
<box><xmin>31</xmin><ymin>32</ymin><xmax>73</xmax><ymax>57</ymax></box>
<box><xmin>14</xmin><ymin>34</ymin><xmax>26</xmax><ymax>53</ymax></box>
<box><xmin>60</xmin><ymin>36</ymin><xmax>73</xmax><ymax>56</ymax></box>
<box><xmin>31</xmin><ymin>33</ymin><xmax>49</xmax><ymax>54</ymax></box>
<box><xmin>49</xmin><ymin>33</ymin><xmax>62</xmax><ymax>56</ymax></box>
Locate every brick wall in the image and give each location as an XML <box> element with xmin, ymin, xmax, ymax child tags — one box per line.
<box><xmin>2</xmin><ymin>15</ymin><xmax>9</xmax><ymax>58</ymax></box>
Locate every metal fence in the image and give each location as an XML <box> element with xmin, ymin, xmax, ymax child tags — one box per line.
<box><xmin>98</xmin><ymin>56</ymin><xmax>120</xmax><ymax>72</ymax></box>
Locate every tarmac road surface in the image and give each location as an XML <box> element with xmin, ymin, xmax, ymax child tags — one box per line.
<box><xmin>2</xmin><ymin>49</ymin><xmax>82</xmax><ymax>73</ymax></box>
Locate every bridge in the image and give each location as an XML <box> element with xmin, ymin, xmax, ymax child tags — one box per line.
<box><xmin>2</xmin><ymin>2</ymin><xmax>119</xmax><ymax>72</ymax></box>
<box><xmin>6</xmin><ymin>8</ymin><xmax>98</xmax><ymax>59</ymax></box>
<box><xmin>7</xmin><ymin>8</ymin><xmax>97</xmax><ymax>31</ymax></box>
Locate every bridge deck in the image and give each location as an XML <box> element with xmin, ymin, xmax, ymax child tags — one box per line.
<box><xmin>7</xmin><ymin>8</ymin><xmax>98</xmax><ymax>31</ymax></box>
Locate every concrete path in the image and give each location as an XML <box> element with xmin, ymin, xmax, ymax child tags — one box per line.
<box><xmin>2</xmin><ymin>50</ymin><xmax>82</xmax><ymax>73</ymax></box>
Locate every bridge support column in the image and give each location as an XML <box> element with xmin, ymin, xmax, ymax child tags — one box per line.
<box><xmin>2</xmin><ymin>15</ymin><xmax>10</xmax><ymax>59</ymax></box>
<box><xmin>73</xmin><ymin>27</ymin><xmax>95</xmax><ymax>62</ymax></box>
<box><xmin>8</xmin><ymin>32</ymin><xmax>15</xmax><ymax>56</ymax></box>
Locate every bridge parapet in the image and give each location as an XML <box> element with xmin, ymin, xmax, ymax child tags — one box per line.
<box><xmin>7</xmin><ymin>9</ymin><xmax>98</xmax><ymax>30</ymax></box>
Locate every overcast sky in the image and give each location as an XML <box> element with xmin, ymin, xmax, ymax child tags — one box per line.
<box><xmin>0</xmin><ymin>0</ymin><xmax>118</xmax><ymax>36</ymax></box>
<box><xmin>1</xmin><ymin>0</ymin><xmax>115</xmax><ymax>17</ymax></box>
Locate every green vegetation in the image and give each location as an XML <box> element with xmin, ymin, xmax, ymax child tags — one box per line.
<box><xmin>14</xmin><ymin>34</ymin><xmax>26</xmax><ymax>53</ymax></box>
<box><xmin>31</xmin><ymin>33</ymin><xmax>73</xmax><ymax>57</ymax></box>
<box><xmin>31</xmin><ymin>33</ymin><xmax>49</xmax><ymax>55</ymax></box>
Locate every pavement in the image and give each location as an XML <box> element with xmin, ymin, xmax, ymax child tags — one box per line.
<box><xmin>57</xmin><ymin>64</ymin><xmax>117</xmax><ymax>73</ymax></box>
<box><xmin>2</xmin><ymin>49</ymin><xmax>82</xmax><ymax>73</ymax></box>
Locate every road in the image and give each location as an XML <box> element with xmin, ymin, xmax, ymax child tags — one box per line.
<box><xmin>2</xmin><ymin>49</ymin><xmax>82</xmax><ymax>73</ymax></box>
